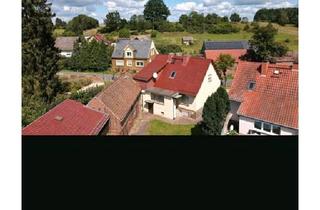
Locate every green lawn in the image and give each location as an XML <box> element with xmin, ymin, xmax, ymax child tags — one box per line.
<box><xmin>153</xmin><ymin>22</ymin><xmax>298</xmax><ymax>54</ymax></box>
<box><xmin>147</xmin><ymin>119</ymin><xmax>201</xmax><ymax>135</ymax></box>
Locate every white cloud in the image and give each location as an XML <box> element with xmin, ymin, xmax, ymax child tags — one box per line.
<box><xmin>174</xmin><ymin>2</ymin><xmax>204</xmax><ymax>12</ymax></box>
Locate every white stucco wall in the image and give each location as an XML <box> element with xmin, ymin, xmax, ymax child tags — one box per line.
<box><xmin>179</xmin><ymin>63</ymin><xmax>220</xmax><ymax>112</ymax></box>
<box><xmin>239</xmin><ymin>116</ymin><xmax>298</xmax><ymax>135</ymax></box>
<box><xmin>141</xmin><ymin>92</ymin><xmax>175</xmax><ymax>119</ymax></box>
<box><xmin>60</xmin><ymin>51</ymin><xmax>72</xmax><ymax>58</ymax></box>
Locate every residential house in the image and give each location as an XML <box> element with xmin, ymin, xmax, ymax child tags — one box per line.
<box><xmin>87</xmin><ymin>75</ymin><xmax>141</xmax><ymax>135</ymax></box>
<box><xmin>228</xmin><ymin>61</ymin><xmax>298</xmax><ymax>135</ymax></box>
<box><xmin>182</xmin><ymin>36</ymin><xmax>194</xmax><ymax>45</ymax></box>
<box><xmin>22</xmin><ymin>99</ymin><xmax>109</xmax><ymax>135</ymax></box>
<box><xmin>111</xmin><ymin>39</ymin><xmax>158</xmax><ymax>73</ymax></box>
<box><xmin>202</xmin><ymin>40</ymin><xmax>249</xmax><ymax>62</ymax></box>
<box><xmin>85</xmin><ymin>33</ymin><xmax>112</xmax><ymax>45</ymax></box>
<box><xmin>133</xmin><ymin>54</ymin><xmax>221</xmax><ymax>120</ymax></box>
<box><xmin>54</xmin><ymin>36</ymin><xmax>78</xmax><ymax>57</ymax></box>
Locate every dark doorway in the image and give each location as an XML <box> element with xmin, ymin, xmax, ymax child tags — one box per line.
<box><xmin>147</xmin><ymin>103</ymin><xmax>153</xmax><ymax>114</ymax></box>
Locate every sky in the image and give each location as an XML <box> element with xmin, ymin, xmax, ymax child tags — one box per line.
<box><xmin>50</xmin><ymin>0</ymin><xmax>298</xmax><ymax>23</ymax></box>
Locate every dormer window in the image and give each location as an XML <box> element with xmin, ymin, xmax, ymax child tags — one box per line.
<box><xmin>169</xmin><ymin>71</ymin><xmax>176</xmax><ymax>79</ymax></box>
<box><xmin>247</xmin><ymin>81</ymin><xmax>256</xmax><ymax>90</ymax></box>
<box><xmin>126</xmin><ymin>51</ymin><xmax>132</xmax><ymax>57</ymax></box>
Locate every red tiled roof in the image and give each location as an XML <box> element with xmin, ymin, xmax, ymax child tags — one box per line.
<box><xmin>133</xmin><ymin>54</ymin><xmax>169</xmax><ymax>81</ymax></box>
<box><xmin>22</xmin><ymin>99</ymin><xmax>109</xmax><ymax>135</ymax></box>
<box><xmin>134</xmin><ymin>54</ymin><xmax>212</xmax><ymax>96</ymax></box>
<box><xmin>205</xmin><ymin>49</ymin><xmax>247</xmax><ymax>62</ymax></box>
<box><xmin>88</xmin><ymin>75</ymin><xmax>141</xmax><ymax>121</ymax></box>
<box><xmin>230</xmin><ymin>61</ymin><xmax>298</xmax><ymax>129</ymax></box>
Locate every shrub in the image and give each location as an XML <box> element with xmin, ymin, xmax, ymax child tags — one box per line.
<box><xmin>70</xmin><ymin>85</ymin><xmax>104</xmax><ymax>104</ymax></box>
<box><xmin>151</xmin><ymin>30</ymin><xmax>157</xmax><ymax>38</ymax></box>
<box><xmin>243</xmin><ymin>24</ymin><xmax>250</xmax><ymax>32</ymax></box>
<box><xmin>118</xmin><ymin>28</ymin><xmax>130</xmax><ymax>38</ymax></box>
<box><xmin>157</xmin><ymin>44</ymin><xmax>183</xmax><ymax>54</ymax></box>
<box><xmin>284</xmin><ymin>38</ymin><xmax>290</xmax><ymax>43</ymax></box>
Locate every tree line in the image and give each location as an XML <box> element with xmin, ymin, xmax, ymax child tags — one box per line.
<box><xmin>254</xmin><ymin>8</ymin><xmax>298</xmax><ymax>26</ymax></box>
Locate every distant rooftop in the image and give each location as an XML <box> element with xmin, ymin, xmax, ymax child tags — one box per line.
<box><xmin>203</xmin><ymin>40</ymin><xmax>249</xmax><ymax>50</ymax></box>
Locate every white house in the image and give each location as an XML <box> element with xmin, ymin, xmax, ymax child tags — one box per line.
<box><xmin>134</xmin><ymin>55</ymin><xmax>221</xmax><ymax>120</ymax></box>
<box><xmin>54</xmin><ymin>37</ymin><xmax>78</xmax><ymax>58</ymax></box>
<box><xmin>228</xmin><ymin>61</ymin><xmax>298</xmax><ymax>135</ymax></box>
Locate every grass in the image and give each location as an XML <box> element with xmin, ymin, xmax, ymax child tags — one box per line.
<box><xmin>153</xmin><ymin>22</ymin><xmax>298</xmax><ymax>53</ymax></box>
<box><xmin>147</xmin><ymin>119</ymin><xmax>200</xmax><ymax>135</ymax></box>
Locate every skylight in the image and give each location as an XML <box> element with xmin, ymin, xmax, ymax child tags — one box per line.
<box><xmin>169</xmin><ymin>71</ymin><xmax>176</xmax><ymax>79</ymax></box>
<box><xmin>247</xmin><ymin>81</ymin><xmax>256</xmax><ymax>90</ymax></box>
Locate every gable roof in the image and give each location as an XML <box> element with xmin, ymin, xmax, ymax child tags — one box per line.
<box><xmin>134</xmin><ymin>54</ymin><xmax>212</xmax><ymax>96</ymax></box>
<box><xmin>203</xmin><ymin>40</ymin><xmax>249</xmax><ymax>50</ymax></box>
<box><xmin>22</xmin><ymin>99</ymin><xmax>109</xmax><ymax>135</ymax></box>
<box><xmin>88</xmin><ymin>75</ymin><xmax>141</xmax><ymax>121</ymax></box>
<box><xmin>230</xmin><ymin>61</ymin><xmax>298</xmax><ymax>129</ymax></box>
<box><xmin>55</xmin><ymin>37</ymin><xmax>78</xmax><ymax>51</ymax></box>
<box><xmin>112</xmin><ymin>39</ymin><xmax>152</xmax><ymax>59</ymax></box>
<box><xmin>182</xmin><ymin>36</ymin><xmax>193</xmax><ymax>41</ymax></box>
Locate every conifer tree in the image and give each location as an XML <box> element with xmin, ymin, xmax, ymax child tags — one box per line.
<box><xmin>22</xmin><ymin>0</ymin><xmax>62</xmax><ymax>102</ymax></box>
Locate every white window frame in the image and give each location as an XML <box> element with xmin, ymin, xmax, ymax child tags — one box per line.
<box><xmin>125</xmin><ymin>49</ymin><xmax>133</xmax><ymax>58</ymax></box>
<box><xmin>252</xmin><ymin>120</ymin><xmax>281</xmax><ymax>135</ymax></box>
<box><xmin>208</xmin><ymin>74</ymin><xmax>212</xmax><ymax>82</ymax></box>
<box><xmin>116</xmin><ymin>60</ymin><xmax>124</xmax><ymax>66</ymax></box>
<box><xmin>127</xmin><ymin>60</ymin><xmax>132</xmax><ymax>66</ymax></box>
<box><xmin>136</xmin><ymin>60</ymin><xmax>144</xmax><ymax>67</ymax></box>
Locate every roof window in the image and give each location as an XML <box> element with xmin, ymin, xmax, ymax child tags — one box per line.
<box><xmin>169</xmin><ymin>71</ymin><xmax>176</xmax><ymax>79</ymax></box>
<box><xmin>247</xmin><ymin>81</ymin><xmax>256</xmax><ymax>90</ymax></box>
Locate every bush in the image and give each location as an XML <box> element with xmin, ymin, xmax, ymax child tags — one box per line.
<box><xmin>207</xmin><ymin>23</ymin><xmax>240</xmax><ymax>34</ymax></box>
<box><xmin>151</xmin><ymin>30</ymin><xmax>157</xmax><ymax>38</ymax></box>
<box><xmin>62</xmin><ymin>30</ymin><xmax>77</xmax><ymax>36</ymax></box>
<box><xmin>243</xmin><ymin>24</ymin><xmax>250</xmax><ymax>32</ymax></box>
<box><xmin>70</xmin><ymin>85</ymin><xmax>104</xmax><ymax>104</ymax></box>
<box><xmin>284</xmin><ymin>38</ymin><xmax>290</xmax><ymax>43</ymax></box>
<box><xmin>119</xmin><ymin>28</ymin><xmax>130</xmax><ymax>38</ymax></box>
<box><xmin>157</xmin><ymin>44</ymin><xmax>183</xmax><ymax>54</ymax></box>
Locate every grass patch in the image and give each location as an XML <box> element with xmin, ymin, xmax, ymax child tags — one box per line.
<box><xmin>147</xmin><ymin>119</ymin><xmax>199</xmax><ymax>135</ymax></box>
<box><xmin>153</xmin><ymin>22</ymin><xmax>298</xmax><ymax>53</ymax></box>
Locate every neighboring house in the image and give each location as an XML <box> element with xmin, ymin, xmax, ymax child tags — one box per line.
<box><xmin>54</xmin><ymin>36</ymin><xmax>78</xmax><ymax>57</ymax></box>
<box><xmin>202</xmin><ymin>40</ymin><xmax>249</xmax><ymax>62</ymax></box>
<box><xmin>22</xmin><ymin>99</ymin><xmax>109</xmax><ymax>135</ymax></box>
<box><xmin>85</xmin><ymin>33</ymin><xmax>112</xmax><ymax>45</ymax></box>
<box><xmin>133</xmin><ymin>54</ymin><xmax>221</xmax><ymax>120</ymax></box>
<box><xmin>111</xmin><ymin>39</ymin><xmax>158</xmax><ymax>73</ymax></box>
<box><xmin>87</xmin><ymin>75</ymin><xmax>141</xmax><ymax>135</ymax></box>
<box><xmin>228</xmin><ymin>61</ymin><xmax>298</xmax><ymax>135</ymax></box>
<box><xmin>182</xmin><ymin>36</ymin><xmax>194</xmax><ymax>45</ymax></box>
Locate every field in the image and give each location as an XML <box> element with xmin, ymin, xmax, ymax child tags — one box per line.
<box><xmin>53</xmin><ymin>22</ymin><xmax>298</xmax><ymax>54</ymax></box>
<box><xmin>153</xmin><ymin>23</ymin><xmax>298</xmax><ymax>54</ymax></box>
<box><xmin>147</xmin><ymin>119</ymin><xmax>201</xmax><ymax>135</ymax></box>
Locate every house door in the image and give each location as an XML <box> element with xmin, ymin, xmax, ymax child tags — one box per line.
<box><xmin>147</xmin><ymin>103</ymin><xmax>153</xmax><ymax>114</ymax></box>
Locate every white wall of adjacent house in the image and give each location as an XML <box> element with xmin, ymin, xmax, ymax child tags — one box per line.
<box><xmin>239</xmin><ymin>116</ymin><xmax>298</xmax><ymax>135</ymax></box>
<box><xmin>142</xmin><ymin>92</ymin><xmax>175</xmax><ymax>119</ymax></box>
<box><xmin>178</xmin><ymin>63</ymin><xmax>220</xmax><ymax>112</ymax></box>
<box><xmin>150</xmin><ymin>41</ymin><xmax>159</xmax><ymax>56</ymax></box>
<box><xmin>60</xmin><ymin>51</ymin><xmax>72</xmax><ymax>58</ymax></box>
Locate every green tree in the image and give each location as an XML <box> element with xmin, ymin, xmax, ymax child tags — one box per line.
<box><xmin>278</xmin><ymin>10</ymin><xmax>289</xmax><ymax>26</ymax></box>
<box><xmin>213</xmin><ymin>54</ymin><xmax>235</xmax><ymax>86</ymax></box>
<box><xmin>103</xmin><ymin>11</ymin><xmax>124</xmax><ymax>33</ymax></box>
<box><xmin>66</xmin><ymin>14</ymin><xmax>99</xmax><ymax>35</ymax></box>
<box><xmin>244</xmin><ymin>23</ymin><xmax>288</xmax><ymax>61</ymax></box>
<box><xmin>230</xmin><ymin>13</ymin><xmax>241</xmax><ymax>22</ymax></box>
<box><xmin>118</xmin><ymin>28</ymin><xmax>130</xmax><ymax>38</ymax></box>
<box><xmin>66</xmin><ymin>39</ymin><xmax>113</xmax><ymax>72</ymax></box>
<box><xmin>22</xmin><ymin>0</ymin><xmax>62</xmax><ymax>103</ymax></box>
<box><xmin>143</xmin><ymin>0</ymin><xmax>170</xmax><ymax>29</ymax></box>
<box><xmin>200</xmin><ymin>87</ymin><xmax>230</xmax><ymax>135</ymax></box>
<box><xmin>55</xmin><ymin>17</ymin><xmax>66</xmax><ymax>29</ymax></box>
<box><xmin>157</xmin><ymin>44</ymin><xmax>182</xmax><ymax>54</ymax></box>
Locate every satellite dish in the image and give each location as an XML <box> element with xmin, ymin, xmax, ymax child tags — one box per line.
<box><xmin>152</xmin><ymin>72</ymin><xmax>158</xmax><ymax>79</ymax></box>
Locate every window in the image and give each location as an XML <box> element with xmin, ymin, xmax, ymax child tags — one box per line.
<box><xmin>126</xmin><ymin>51</ymin><xmax>132</xmax><ymax>57</ymax></box>
<box><xmin>169</xmin><ymin>71</ymin><xmax>176</xmax><ymax>79</ymax></box>
<box><xmin>208</xmin><ymin>74</ymin><xmax>212</xmax><ymax>82</ymax></box>
<box><xmin>254</xmin><ymin>121</ymin><xmax>262</xmax><ymax>129</ymax></box>
<box><xmin>263</xmin><ymin>123</ymin><xmax>271</xmax><ymax>132</ymax></box>
<box><xmin>247</xmin><ymin>81</ymin><xmax>256</xmax><ymax>90</ymax></box>
<box><xmin>116</xmin><ymin>60</ymin><xmax>124</xmax><ymax>66</ymax></box>
<box><xmin>151</xmin><ymin>94</ymin><xmax>164</xmax><ymax>104</ymax></box>
<box><xmin>136</xmin><ymin>61</ymin><xmax>144</xmax><ymax>67</ymax></box>
<box><xmin>127</xmin><ymin>60</ymin><xmax>132</xmax><ymax>66</ymax></box>
<box><xmin>272</xmin><ymin>125</ymin><xmax>281</xmax><ymax>135</ymax></box>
